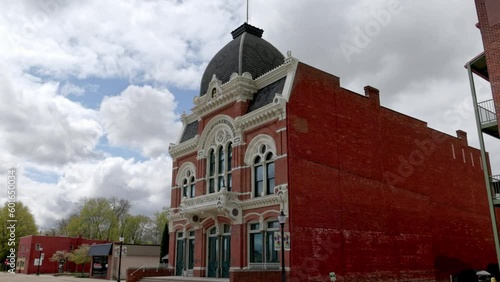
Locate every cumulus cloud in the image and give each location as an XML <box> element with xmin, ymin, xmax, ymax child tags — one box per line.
<box><xmin>101</xmin><ymin>85</ymin><xmax>182</xmax><ymax>158</ymax></box>
<box><xmin>0</xmin><ymin>0</ymin><xmax>244</xmax><ymax>89</ymax></box>
<box><xmin>0</xmin><ymin>70</ymin><xmax>103</xmax><ymax>167</ymax></box>
<box><xmin>0</xmin><ymin>156</ymin><xmax>172</xmax><ymax>228</ymax></box>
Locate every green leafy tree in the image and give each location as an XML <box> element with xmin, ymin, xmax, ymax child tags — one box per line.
<box><xmin>123</xmin><ymin>215</ymin><xmax>151</xmax><ymax>244</ymax></box>
<box><xmin>68</xmin><ymin>244</ymin><xmax>91</xmax><ymax>276</ymax></box>
<box><xmin>149</xmin><ymin>210</ymin><xmax>168</xmax><ymax>245</ymax></box>
<box><xmin>67</xmin><ymin>198</ymin><xmax>114</xmax><ymax>240</ymax></box>
<box><xmin>0</xmin><ymin>201</ymin><xmax>38</xmax><ymax>260</ymax></box>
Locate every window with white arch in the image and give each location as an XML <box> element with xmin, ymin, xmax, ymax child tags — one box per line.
<box><xmin>252</xmin><ymin>144</ymin><xmax>275</xmax><ymax>197</ymax></box>
<box><xmin>182</xmin><ymin>170</ymin><xmax>196</xmax><ymax>198</ymax></box>
<box><xmin>207</xmin><ymin>142</ymin><xmax>232</xmax><ymax>193</ymax></box>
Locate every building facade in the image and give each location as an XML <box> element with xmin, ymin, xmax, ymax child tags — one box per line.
<box><xmin>168</xmin><ymin>22</ymin><xmax>497</xmax><ymax>282</ymax></box>
<box><xmin>16</xmin><ymin>235</ymin><xmax>107</xmax><ymax>274</ymax></box>
<box><xmin>467</xmin><ymin>0</ymin><xmax>500</xmax><ymax>271</ymax></box>
<box><xmin>88</xmin><ymin>243</ymin><xmax>160</xmax><ymax>280</ymax></box>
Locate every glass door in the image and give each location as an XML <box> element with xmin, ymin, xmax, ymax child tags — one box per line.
<box><xmin>175</xmin><ymin>232</ymin><xmax>185</xmax><ymax>276</ymax></box>
<box><xmin>207</xmin><ymin>225</ymin><xmax>231</xmax><ymax>278</ymax></box>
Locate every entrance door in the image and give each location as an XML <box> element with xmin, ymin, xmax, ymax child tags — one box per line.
<box><xmin>176</xmin><ymin>231</ymin><xmax>195</xmax><ymax>276</ymax></box>
<box><xmin>207</xmin><ymin>224</ymin><xmax>231</xmax><ymax>278</ymax></box>
<box><xmin>175</xmin><ymin>232</ymin><xmax>185</xmax><ymax>276</ymax></box>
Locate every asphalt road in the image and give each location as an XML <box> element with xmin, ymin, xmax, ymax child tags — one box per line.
<box><xmin>0</xmin><ymin>272</ymin><xmax>121</xmax><ymax>281</ymax></box>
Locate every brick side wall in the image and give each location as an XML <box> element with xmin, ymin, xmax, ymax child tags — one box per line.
<box><xmin>286</xmin><ymin>62</ymin><xmax>495</xmax><ymax>282</ymax></box>
<box><xmin>475</xmin><ymin>0</ymin><xmax>500</xmax><ymax>122</ymax></box>
<box><xmin>231</xmin><ymin>269</ymin><xmax>285</xmax><ymax>282</ymax></box>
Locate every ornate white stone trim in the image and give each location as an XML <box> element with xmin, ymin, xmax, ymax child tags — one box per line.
<box><xmin>196</xmin><ymin>115</ymin><xmax>239</xmax><ymax>159</ymax></box>
<box><xmin>241</xmin><ymin>184</ymin><xmax>288</xmax><ymax>211</ymax></box>
<box><xmin>169</xmin><ymin>136</ymin><xmax>198</xmax><ymax>159</ymax></box>
<box><xmin>244</xmin><ymin>134</ymin><xmax>277</xmax><ymax>165</ymax></box>
<box><xmin>176</xmin><ymin>162</ymin><xmax>196</xmax><ymax>186</ymax></box>
<box><xmin>192</xmin><ymin>74</ymin><xmax>257</xmax><ymax>117</ymax></box>
<box><xmin>174</xmin><ymin>189</ymin><xmax>251</xmax><ymax>226</ymax></box>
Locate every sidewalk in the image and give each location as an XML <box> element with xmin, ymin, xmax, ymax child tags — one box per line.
<box><xmin>0</xmin><ymin>272</ymin><xmax>115</xmax><ymax>282</ymax></box>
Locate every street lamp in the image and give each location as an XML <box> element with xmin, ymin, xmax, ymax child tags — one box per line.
<box><xmin>36</xmin><ymin>246</ymin><xmax>43</xmax><ymax>276</ymax></box>
<box><xmin>117</xmin><ymin>235</ymin><xmax>124</xmax><ymax>282</ymax></box>
<box><xmin>278</xmin><ymin>210</ymin><xmax>287</xmax><ymax>282</ymax></box>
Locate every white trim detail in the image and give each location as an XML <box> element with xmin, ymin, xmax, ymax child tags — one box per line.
<box><xmin>244</xmin><ymin>134</ymin><xmax>277</xmax><ymax>165</ymax></box>
<box><xmin>196</xmin><ymin>115</ymin><xmax>238</xmax><ymax>159</ymax></box>
<box><xmin>176</xmin><ymin>162</ymin><xmax>196</xmax><ymax>186</ymax></box>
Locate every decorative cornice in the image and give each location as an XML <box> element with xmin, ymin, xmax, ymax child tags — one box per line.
<box><xmin>169</xmin><ymin>136</ymin><xmax>198</xmax><ymax>160</ymax></box>
<box><xmin>192</xmin><ymin>73</ymin><xmax>258</xmax><ymax>117</ymax></box>
<box><xmin>235</xmin><ymin>95</ymin><xmax>287</xmax><ymax>133</ymax></box>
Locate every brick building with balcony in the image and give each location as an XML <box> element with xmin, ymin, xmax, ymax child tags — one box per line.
<box><xmin>167</xmin><ymin>21</ymin><xmax>497</xmax><ymax>281</ymax></box>
<box><xmin>467</xmin><ymin>0</ymin><xmax>500</xmax><ymax>271</ymax></box>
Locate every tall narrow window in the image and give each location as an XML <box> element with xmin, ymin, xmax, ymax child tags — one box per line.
<box><xmin>218</xmin><ymin>146</ymin><xmax>225</xmax><ymax>191</ymax></box>
<box><xmin>266</xmin><ymin>153</ymin><xmax>275</xmax><ymax>195</ymax></box>
<box><xmin>249</xmin><ymin>223</ymin><xmax>263</xmax><ymax>263</ymax></box>
<box><xmin>227</xmin><ymin>143</ymin><xmax>232</xmax><ymax>191</ymax></box>
<box><xmin>182</xmin><ymin>170</ymin><xmax>196</xmax><ymax>198</ymax></box>
<box><xmin>254</xmin><ymin>157</ymin><xmax>263</xmax><ymax>197</ymax></box>
<box><xmin>252</xmin><ymin>145</ymin><xmax>275</xmax><ymax>197</ymax></box>
<box><xmin>189</xmin><ymin>176</ymin><xmax>195</xmax><ymax>198</ymax></box>
<box><xmin>182</xmin><ymin>179</ymin><xmax>188</xmax><ymax>198</ymax></box>
<box><xmin>209</xmin><ymin>149</ymin><xmax>215</xmax><ymax>193</ymax></box>
<box><xmin>207</xmin><ymin>143</ymin><xmax>233</xmax><ymax>194</ymax></box>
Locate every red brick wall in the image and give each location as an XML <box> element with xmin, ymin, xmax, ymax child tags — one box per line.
<box><xmin>475</xmin><ymin>0</ymin><xmax>500</xmax><ymax>122</ymax></box>
<box><xmin>17</xmin><ymin>235</ymin><xmax>107</xmax><ymax>274</ymax></box>
<box><xmin>231</xmin><ymin>270</ymin><xmax>285</xmax><ymax>282</ymax></box>
<box><xmin>286</xmin><ymin>62</ymin><xmax>495</xmax><ymax>281</ymax></box>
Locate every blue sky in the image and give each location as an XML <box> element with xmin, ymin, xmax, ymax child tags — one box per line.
<box><xmin>1</xmin><ymin>0</ymin><xmax>497</xmax><ymax>229</ymax></box>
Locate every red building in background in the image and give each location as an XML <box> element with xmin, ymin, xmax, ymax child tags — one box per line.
<box><xmin>17</xmin><ymin>235</ymin><xmax>107</xmax><ymax>274</ymax></box>
<box><xmin>167</xmin><ymin>21</ymin><xmax>497</xmax><ymax>281</ymax></box>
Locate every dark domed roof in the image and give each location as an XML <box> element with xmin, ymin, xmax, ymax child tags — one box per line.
<box><xmin>199</xmin><ymin>23</ymin><xmax>285</xmax><ymax>96</ymax></box>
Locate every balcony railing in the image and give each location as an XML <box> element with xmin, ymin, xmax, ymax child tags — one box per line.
<box><xmin>491</xmin><ymin>175</ymin><xmax>500</xmax><ymax>200</ymax></box>
<box><xmin>478</xmin><ymin>99</ymin><xmax>497</xmax><ymax>124</ymax></box>
<box><xmin>248</xmin><ymin>262</ymin><xmax>280</xmax><ymax>270</ymax></box>
<box><xmin>178</xmin><ymin>188</ymin><xmax>248</xmax><ymax>224</ymax></box>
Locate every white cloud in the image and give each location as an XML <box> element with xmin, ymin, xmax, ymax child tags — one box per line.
<box><xmin>59</xmin><ymin>81</ymin><xmax>84</xmax><ymax>96</ymax></box>
<box><xmin>101</xmin><ymin>85</ymin><xmax>182</xmax><ymax>158</ymax></box>
<box><xmin>0</xmin><ymin>156</ymin><xmax>172</xmax><ymax>228</ymax></box>
<box><xmin>0</xmin><ymin>70</ymin><xmax>103</xmax><ymax>167</ymax></box>
<box><xmin>0</xmin><ymin>0</ymin><xmax>244</xmax><ymax>89</ymax></box>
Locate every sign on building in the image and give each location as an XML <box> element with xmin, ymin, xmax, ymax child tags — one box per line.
<box><xmin>274</xmin><ymin>232</ymin><xmax>291</xmax><ymax>251</ymax></box>
<box><xmin>113</xmin><ymin>246</ymin><xmax>127</xmax><ymax>257</ymax></box>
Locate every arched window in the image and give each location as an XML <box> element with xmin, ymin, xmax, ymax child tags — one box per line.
<box><xmin>207</xmin><ymin>143</ymin><xmax>232</xmax><ymax>193</ymax></box>
<box><xmin>182</xmin><ymin>170</ymin><xmax>196</xmax><ymax>198</ymax></box>
<box><xmin>253</xmin><ymin>145</ymin><xmax>275</xmax><ymax>197</ymax></box>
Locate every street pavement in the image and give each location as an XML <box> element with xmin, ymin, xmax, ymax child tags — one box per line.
<box><xmin>0</xmin><ymin>272</ymin><xmax>122</xmax><ymax>282</ymax></box>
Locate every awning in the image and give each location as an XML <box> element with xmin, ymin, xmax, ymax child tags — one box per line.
<box><xmin>88</xmin><ymin>243</ymin><xmax>113</xmax><ymax>256</ymax></box>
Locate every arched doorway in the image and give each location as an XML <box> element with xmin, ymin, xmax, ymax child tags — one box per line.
<box><xmin>207</xmin><ymin>224</ymin><xmax>231</xmax><ymax>278</ymax></box>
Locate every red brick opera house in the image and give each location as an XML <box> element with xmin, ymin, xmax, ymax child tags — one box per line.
<box><xmin>16</xmin><ymin>235</ymin><xmax>107</xmax><ymax>274</ymax></box>
<box><xmin>166</xmin><ymin>22</ymin><xmax>497</xmax><ymax>281</ymax></box>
